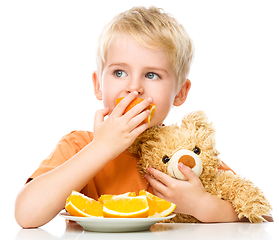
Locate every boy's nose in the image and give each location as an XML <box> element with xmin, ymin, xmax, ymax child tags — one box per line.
<box><xmin>125</xmin><ymin>77</ymin><xmax>144</xmax><ymax>95</ymax></box>
<box><xmin>126</xmin><ymin>86</ymin><xmax>144</xmax><ymax>95</ymax></box>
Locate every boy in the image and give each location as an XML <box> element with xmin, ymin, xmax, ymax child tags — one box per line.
<box><xmin>15</xmin><ymin>6</ymin><xmax>270</xmax><ymax>228</ymax></box>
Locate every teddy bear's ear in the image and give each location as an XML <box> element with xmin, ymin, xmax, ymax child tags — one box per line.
<box><xmin>181</xmin><ymin>110</ymin><xmax>214</xmax><ymax>132</ymax></box>
<box><xmin>128</xmin><ymin>126</ymin><xmax>162</xmax><ymax>155</ymax></box>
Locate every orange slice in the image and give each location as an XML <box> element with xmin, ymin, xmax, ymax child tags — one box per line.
<box><xmin>98</xmin><ymin>194</ymin><xmax>115</xmax><ymax>204</ymax></box>
<box><xmin>65</xmin><ymin>190</ymin><xmax>175</xmax><ymax>218</ymax></box>
<box><xmin>65</xmin><ymin>191</ymin><xmax>103</xmax><ymax>217</ymax></box>
<box><xmin>115</xmin><ymin>97</ymin><xmax>156</xmax><ymax>125</ymax></box>
<box><xmin>139</xmin><ymin>190</ymin><xmax>176</xmax><ymax>217</ymax></box>
<box><xmin>103</xmin><ymin>195</ymin><xmax>149</xmax><ymax>218</ymax></box>
<box><xmin>98</xmin><ymin>192</ymin><xmax>136</xmax><ymax>204</ymax></box>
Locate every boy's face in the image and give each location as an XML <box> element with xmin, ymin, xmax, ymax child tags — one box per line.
<box><xmin>94</xmin><ymin>34</ymin><xmax>189</xmax><ymax>127</ymax></box>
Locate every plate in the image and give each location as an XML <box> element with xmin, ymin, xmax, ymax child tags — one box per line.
<box><xmin>60</xmin><ymin>212</ymin><xmax>176</xmax><ymax>232</ymax></box>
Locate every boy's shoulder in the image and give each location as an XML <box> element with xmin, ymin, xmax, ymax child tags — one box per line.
<box><xmin>60</xmin><ymin>130</ymin><xmax>93</xmax><ymax>148</ymax></box>
<box><xmin>63</xmin><ymin>130</ymin><xmax>93</xmax><ymax>139</ymax></box>
<box><xmin>26</xmin><ymin>130</ymin><xmax>94</xmax><ymax>183</ymax></box>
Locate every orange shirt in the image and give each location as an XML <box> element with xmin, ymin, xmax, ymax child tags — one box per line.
<box><xmin>27</xmin><ymin>130</ymin><xmax>234</xmax><ymax>200</ymax></box>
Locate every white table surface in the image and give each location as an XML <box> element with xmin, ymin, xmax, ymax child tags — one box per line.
<box><xmin>11</xmin><ymin>214</ymin><xmax>278</xmax><ymax>240</ymax></box>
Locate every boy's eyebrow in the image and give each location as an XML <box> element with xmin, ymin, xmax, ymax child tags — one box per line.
<box><xmin>108</xmin><ymin>63</ymin><xmax>169</xmax><ymax>73</ymax></box>
<box><xmin>107</xmin><ymin>63</ymin><xmax>128</xmax><ymax>68</ymax></box>
<box><xmin>146</xmin><ymin>67</ymin><xmax>169</xmax><ymax>74</ymax></box>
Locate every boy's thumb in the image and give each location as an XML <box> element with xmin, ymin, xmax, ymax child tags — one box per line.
<box><xmin>178</xmin><ymin>162</ymin><xmax>197</xmax><ymax>182</ymax></box>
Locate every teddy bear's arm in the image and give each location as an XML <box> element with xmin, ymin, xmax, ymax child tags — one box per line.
<box><xmin>212</xmin><ymin>171</ymin><xmax>272</xmax><ymax>223</ymax></box>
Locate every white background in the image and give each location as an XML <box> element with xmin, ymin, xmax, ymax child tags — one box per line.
<box><xmin>1</xmin><ymin>0</ymin><xmax>278</xmax><ymax>229</ymax></box>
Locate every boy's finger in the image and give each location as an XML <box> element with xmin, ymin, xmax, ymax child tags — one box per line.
<box><xmin>151</xmin><ymin>188</ymin><xmax>165</xmax><ymax>201</ymax></box>
<box><xmin>112</xmin><ymin>91</ymin><xmax>138</xmax><ymax>116</ymax></box>
<box><xmin>129</xmin><ymin>120</ymin><xmax>149</xmax><ymax>139</ymax></box>
<box><xmin>146</xmin><ymin>167</ymin><xmax>174</xmax><ymax>187</ymax></box>
<box><xmin>145</xmin><ymin>173</ymin><xmax>167</xmax><ymax>196</ymax></box>
<box><xmin>94</xmin><ymin>107</ymin><xmax>110</xmax><ymax>124</ymax></box>
<box><xmin>178</xmin><ymin>163</ymin><xmax>198</xmax><ymax>182</ymax></box>
<box><xmin>124</xmin><ymin>97</ymin><xmax>153</xmax><ymax>121</ymax></box>
<box><xmin>127</xmin><ymin>109</ymin><xmax>150</xmax><ymax>130</ymax></box>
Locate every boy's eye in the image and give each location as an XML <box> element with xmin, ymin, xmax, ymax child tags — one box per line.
<box><xmin>146</xmin><ymin>72</ymin><xmax>160</xmax><ymax>80</ymax></box>
<box><xmin>114</xmin><ymin>70</ymin><xmax>127</xmax><ymax>78</ymax></box>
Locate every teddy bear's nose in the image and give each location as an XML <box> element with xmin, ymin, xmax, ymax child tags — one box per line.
<box><xmin>179</xmin><ymin>155</ymin><xmax>196</xmax><ymax>169</ymax></box>
<box><xmin>167</xmin><ymin>149</ymin><xmax>203</xmax><ymax>180</ymax></box>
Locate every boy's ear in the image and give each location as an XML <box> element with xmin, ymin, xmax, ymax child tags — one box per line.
<box><xmin>173</xmin><ymin>79</ymin><xmax>191</xmax><ymax>106</ymax></box>
<box><xmin>92</xmin><ymin>71</ymin><xmax>102</xmax><ymax>101</ymax></box>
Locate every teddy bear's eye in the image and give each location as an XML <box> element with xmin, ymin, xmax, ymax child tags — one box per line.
<box><xmin>193</xmin><ymin>147</ymin><xmax>201</xmax><ymax>155</ymax></box>
<box><xmin>162</xmin><ymin>155</ymin><xmax>170</xmax><ymax>164</ymax></box>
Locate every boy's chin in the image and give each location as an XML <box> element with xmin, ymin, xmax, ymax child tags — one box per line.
<box><xmin>148</xmin><ymin>122</ymin><xmax>164</xmax><ymax>128</ymax></box>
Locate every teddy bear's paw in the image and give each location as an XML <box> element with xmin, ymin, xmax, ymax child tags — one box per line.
<box><xmin>170</xmin><ymin>213</ymin><xmax>201</xmax><ymax>223</ymax></box>
<box><xmin>239</xmin><ymin>213</ymin><xmax>267</xmax><ymax>223</ymax></box>
<box><xmin>238</xmin><ymin>204</ymin><xmax>272</xmax><ymax>223</ymax></box>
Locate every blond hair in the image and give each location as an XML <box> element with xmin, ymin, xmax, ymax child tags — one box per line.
<box><xmin>96</xmin><ymin>6</ymin><xmax>194</xmax><ymax>90</ymax></box>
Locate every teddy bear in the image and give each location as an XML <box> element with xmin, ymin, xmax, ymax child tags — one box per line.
<box><xmin>128</xmin><ymin>110</ymin><xmax>272</xmax><ymax>223</ymax></box>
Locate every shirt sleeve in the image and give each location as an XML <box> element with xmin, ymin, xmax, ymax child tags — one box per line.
<box><xmin>218</xmin><ymin>161</ymin><xmax>236</xmax><ymax>174</ymax></box>
<box><xmin>26</xmin><ymin>130</ymin><xmax>93</xmax><ymax>183</ymax></box>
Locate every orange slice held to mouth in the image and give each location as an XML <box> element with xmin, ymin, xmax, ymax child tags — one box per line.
<box><xmin>115</xmin><ymin>97</ymin><xmax>156</xmax><ymax>125</ymax></box>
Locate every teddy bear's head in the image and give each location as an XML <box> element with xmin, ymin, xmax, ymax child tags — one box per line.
<box><xmin>129</xmin><ymin>111</ymin><xmax>221</xmax><ymax>182</ymax></box>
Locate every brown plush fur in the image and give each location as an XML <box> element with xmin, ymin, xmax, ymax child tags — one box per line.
<box><xmin>129</xmin><ymin>111</ymin><xmax>272</xmax><ymax>223</ymax></box>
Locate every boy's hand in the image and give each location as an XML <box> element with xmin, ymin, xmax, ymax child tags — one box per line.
<box><xmin>145</xmin><ymin>163</ymin><xmax>207</xmax><ymax>217</ymax></box>
<box><xmin>93</xmin><ymin>91</ymin><xmax>152</xmax><ymax>160</ymax></box>
<box><xmin>145</xmin><ymin>165</ymin><xmax>244</xmax><ymax>223</ymax></box>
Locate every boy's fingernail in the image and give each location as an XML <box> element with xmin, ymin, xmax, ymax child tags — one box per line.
<box><xmin>147</xmin><ymin>97</ymin><xmax>153</xmax><ymax>103</ymax></box>
<box><xmin>178</xmin><ymin>162</ymin><xmax>185</xmax><ymax>168</ymax></box>
<box><xmin>133</xmin><ymin>91</ymin><xmax>138</xmax><ymax>95</ymax></box>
